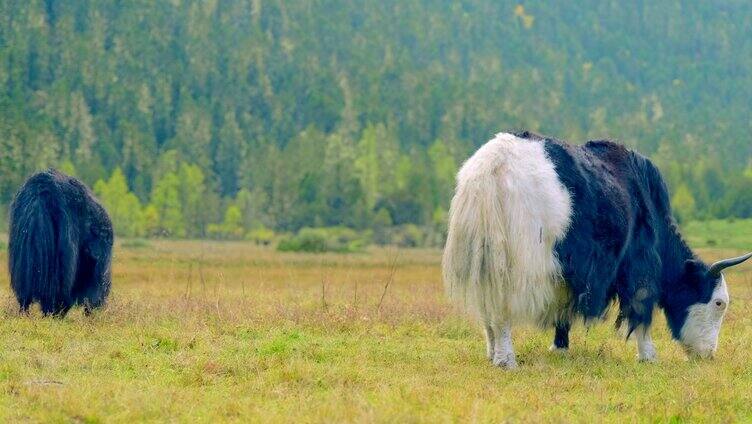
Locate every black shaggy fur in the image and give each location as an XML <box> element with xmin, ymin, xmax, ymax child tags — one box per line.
<box><xmin>8</xmin><ymin>169</ymin><xmax>113</xmax><ymax>316</ymax></box>
<box><xmin>515</xmin><ymin>131</ymin><xmax>722</xmax><ymax>344</ymax></box>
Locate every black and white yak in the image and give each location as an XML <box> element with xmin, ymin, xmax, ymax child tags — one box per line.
<box><xmin>443</xmin><ymin>131</ymin><xmax>752</xmax><ymax>368</ymax></box>
<box><xmin>9</xmin><ymin>169</ymin><xmax>114</xmax><ymax>317</ymax></box>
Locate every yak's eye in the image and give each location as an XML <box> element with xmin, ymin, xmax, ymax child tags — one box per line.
<box><xmin>714</xmin><ymin>300</ymin><xmax>726</xmax><ymax>309</ymax></box>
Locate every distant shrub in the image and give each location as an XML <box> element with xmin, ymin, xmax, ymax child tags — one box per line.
<box><xmin>278</xmin><ymin>228</ymin><xmax>328</xmax><ymax>252</ymax></box>
<box><xmin>390</xmin><ymin>224</ymin><xmax>425</xmax><ymax>248</ymax></box>
<box><xmin>247</xmin><ymin>227</ymin><xmax>275</xmax><ymax>246</ymax></box>
<box><xmin>207</xmin><ymin>205</ymin><xmax>245</xmax><ymax>240</ymax></box>
<box><xmin>370</xmin><ymin>224</ymin><xmax>446</xmax><ymax>248</ymax></box>
<box><xmin>277</xmin><ymin>227</ymin><xmax>370</xmax><ymax>253</ymax></box>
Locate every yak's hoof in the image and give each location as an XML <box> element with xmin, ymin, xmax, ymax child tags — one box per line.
<box><xmin>492</xmin><ymin>352</ymin><xmax>518</xmax><ymax>369</ymax></box>
<box><xmin>637</xmin><ymin>353</ymin><xmax>657</xmax><ymax>363</ymax></box>
<box><xmin>549</xmin><ymin>345</ymin><xmax>569</xmax><ymax>354</ymax></box>
<box><xmin>638</xmin><ymin>344</ymin><xmax>658</xmax><ymax>363</ymax></box>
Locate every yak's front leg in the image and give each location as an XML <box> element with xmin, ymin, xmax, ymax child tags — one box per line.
<box><xmin>550</xmin><ymin>321</ymin><xmax>571</xmax><ymax>352</ymax></box>
<box><xmin>636</xmin><ymin>325</ymin><xmax>657</xmax><ymax>362</ymax></box>
<box><xmin>492</xmin><ymin>323</ymin><xmax>518</xmax><ymax>369</ymax></box>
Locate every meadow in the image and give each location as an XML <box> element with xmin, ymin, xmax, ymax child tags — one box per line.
<box><xmin>0</xmin><ymin>222</ymin><xmax>751</xmax><ymax>422</ymax></box>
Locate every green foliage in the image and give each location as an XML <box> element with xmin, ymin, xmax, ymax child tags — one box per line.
<box><xmin>719</xmin><ymin>173</ymin><xmax>752</xmax><ymax>219</ymax></box>
<box><xmin>142</xmin><ymin>205</ymin><xmax>161</xmax><ymax>237</ymax></box>
<box><xmin>59</xmin><ymin>161</ymin><xmax>77</xmax><ymax>177</ymax></box>
<box><xmin>428</xmin><ymin>140</ymin><xmax>458</xmax><ymax>209</ymax></box>
<box><xmin>150</xmin><ymin>172</ymin><xmax>186</xmax><ymax>238</ymax></box>
<box><xmin>277</xmin><ymin>227</ymin><xmax>370</xmax><ymax>253</ymax></box>
<box><xmin>389</xmin><ymin>224</ymin><xmax>426</xmax><ymax>248</ymax></box>
<box><xmin>1</xmin><ymin>1</ymin><xmax>751</xmax><ymax>241</ymax></box>
<box><xmin>372</xmin><ymin>207</ymin><xmax>394</xmax><ymax>246</ymax></box>
<box><xmin>94</xmin><ymin>168</ymin><xmax>145</xmax><ymax>237</ymax></box>
<box><xmin>671</xmin><ymin>184</ymin><xmax>696</xmax><ymax>223</ymax></box>
<box><xmin>247</xmin><ymin>226</ymin><xmax>275</xmax><ymax>246</ymax></box>
<box><xmin>140</xmin><ymin>161</ymin><xmax>214</xmax><ymax>238</ymax></box>
<box><xmin>177</xmin><ymin>163</ymin><xmax>211</xmax><ymax>237</ymax></box>
<box><xmin>207</xmin><ymin>205</ymin><xmax>245</xmax><ymax>240</ymax></box>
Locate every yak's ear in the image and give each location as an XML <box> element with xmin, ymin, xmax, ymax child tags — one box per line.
<box><xmin>684</xmin><ymin>259</ymin><xmax>704</xmax><ymax>274</ymax></box>
<box><xmin>683</xmin><ymin>259</ymin><xmax>706</xmax><ymax>285</ymax></box>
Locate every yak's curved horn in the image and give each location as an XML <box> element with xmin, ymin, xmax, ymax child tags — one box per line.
<box><xmin>707</xmin><ymin>252</ymin><xmax>752</xmax><ymax>278</ymax></box>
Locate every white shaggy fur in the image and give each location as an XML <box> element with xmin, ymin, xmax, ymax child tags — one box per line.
<box><xmin>680</xmin><ymin>275</ymin><xmax>729</xmax><ymax>359</ymax></box>
<box><xmin>442</xmin><ymin>133</ymin><xmax>573</xmax><ymax>336</ymax></box>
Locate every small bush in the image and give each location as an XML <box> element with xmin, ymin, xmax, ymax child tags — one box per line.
<box><xmin>370</xmin><ymin>224</ymin><xmax>446</xmax><ymax>248</ymax></box>
<box><xmin>390</xmin><ymin>224</ymin><xmax>426</xmax><ymax>248</ymax></box>
<box><xmin>278</xmin><ymin>228</ymin><xmax>328</xmax><ymax>252</ymax></box>
<box><xmin>277</xmin><ymin>227</ymin><xmax>370</xmax><ymax>253</ymax></box>
<box><xmin>247</xmin><ymin>227</ymin><xmax>275</xmax><ymax>246</ymax></box>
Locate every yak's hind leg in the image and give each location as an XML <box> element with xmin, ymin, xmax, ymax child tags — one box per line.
<box><xmin>48</xmin><ymin>302</ymin><xmax>74</xmax><ymax>317</ymax></box>
<box><xmin>550</xmin><ymin>321</ymin><xmax>571</xmax><ymax>352</ymax></box>
<box><xmin>484</xmin><ymin>325</ymin><xmax>495</xmax><ymax>361</ymax></box>
<box><xmin>491</xmin><ymin>323</ymin><xmax>517</xmax><ymax>369</ymax></box>
<box><xmin>17</xmin><ymin>297</ymin><xmax>32</xmax><ymax>315</ymax></box>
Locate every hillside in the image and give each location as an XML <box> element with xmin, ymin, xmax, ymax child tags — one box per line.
<box><xmin>1</xmin><ymin>0</ymin><xmax>750</xmax><ymax>237</ymax></box>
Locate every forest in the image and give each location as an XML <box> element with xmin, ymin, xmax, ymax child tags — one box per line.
<box><xmin>1</xmin><ymin>0</ymin><xmax>751</xmax><ymax>243</ymax></box>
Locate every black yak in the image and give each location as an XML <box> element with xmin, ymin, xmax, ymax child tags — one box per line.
<box><xmin>442</xmin><ymin>131</ymin><xmax>752</xmax><ymax>368</ymax></box>
<box><xmin>8</xmin><ymin>169</ymin><xmax>114</xmax><ymax>316</ymax></box>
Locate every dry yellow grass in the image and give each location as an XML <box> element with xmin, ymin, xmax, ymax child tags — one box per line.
<box><xmin>0</xmin><ymin>240</ymin><xmax>751</xmax><ymax>422</ymax></box>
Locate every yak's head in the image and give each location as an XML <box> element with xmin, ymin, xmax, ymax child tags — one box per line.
<box><xmin>665</xmin><ymin>252</ymin><xmax>751</xmax><ymax>359</ymax></box>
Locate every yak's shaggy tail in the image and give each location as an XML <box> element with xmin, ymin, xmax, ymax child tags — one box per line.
<box><xmin>442</xmin><ymin>133</ymin><xmax>572</xmax><ymax>326</ymax></box>
<box><xmin>9</xmin><ymin>180</ymin><xmax>77</xmax><ymax>315</ymax></box>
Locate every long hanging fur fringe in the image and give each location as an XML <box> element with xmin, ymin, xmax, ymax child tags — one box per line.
<box><xmin>442</xmin><ymin>133</ymin><xmax>573</xmax><ymax>327</ymax></box>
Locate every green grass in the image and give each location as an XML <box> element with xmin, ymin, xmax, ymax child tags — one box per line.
<box><xmin>684</xmin><ymin>218</ymin><xmax>752</xmax><ymax>250</ymax></box>
<box><xmin>0</xmin><ymin>227</ymin><xmax>751</xmax><ymax>422</ymax></box>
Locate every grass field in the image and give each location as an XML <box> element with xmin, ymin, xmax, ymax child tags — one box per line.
<box><xmin>0</xmin><ymin>224</ymin><xmax>751</xmax><ymax>422</ymax></box>
<box><xmin>684</xmin><ymin>219</ymin><xmax>752</xmax><ymax>250</ymax></box>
